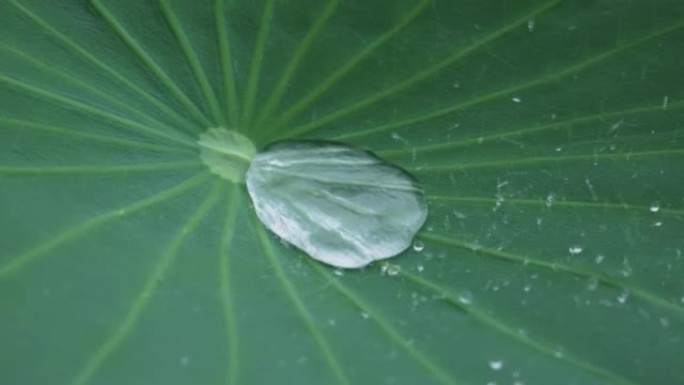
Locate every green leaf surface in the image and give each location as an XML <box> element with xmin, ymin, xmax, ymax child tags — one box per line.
<box><xmin>1</xmin><ymin>0</ymin><xmax>683</xmax><ymax>384</ymax></box>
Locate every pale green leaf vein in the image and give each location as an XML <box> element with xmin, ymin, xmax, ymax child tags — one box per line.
<box><xmin>419</xmin><ymin>233</ymin><xmax>684</xmax><ymax>318</ymax></box>
<box><xmin>401</xmin><ymin>270</ymin><xmax>639</xmax><ymax>385</ymax></box>
<box><xmin>258</xmin><ymin>0</ymin><xmax>431</xmax><ymax>141</ymax></box>
<box><xmin>412</xmin><ymin>149</ymin><xmax>684</xmax><ymax>173</ymax></box>
<box><xmin>253</xmin><ymin>0</ymin><xmax>339</xmax><ymax>132</ymax></box>
<box><xmin>159</xmin><ymin>0</ymin><xmax>224</xmax><ymax>125</ymax></box>
<box><xmin>0</xmin><ymin>161</ymin><xmax>203</xmax><ymax>177</ymax></box>
<box><xmin>0</xmin><ymin>43</ymin><xmax>197</xmax><ymax>147</ymax></box>
<box><xmin>310</xmin><ymin>262</ymin><xmax>459</xmax><ymax>385</ymax></box>
<box><xmin>255</xmin><ymin>226</ymin><xmax>351</xmax><ymax>385</ymax></box>
<box><xmin>70</xmin><ymin>180</ymin><xmax>225</xmax><ymax>385</ymax></box>
<box><xmin>0</xmin><ymin>74</ymin><xmax>197</xmax><ymax>149</ymax></box>
<box><xmin>379</xmin><ymin>101</ymin><xmax>684</xmax><ymax>158</ymax></box>
<box><xmin>427</xmin><ymin>195</ymin><xmax>684</xmax><ymax>217</ymax></box>
<box><xmin>241</xmin><ymin>0</ymin><xmax>276</xmax><ymax>131</ymax></box>
<box><xmin>276</xmin><ymin>0</ymin><xmax>561</xmax><ymax>141</ymax></box>
<box><xmin>0</xmin><ymin>118</ymin><xmax>190</xmax><ymax>155</ymax></box>
<box><xmin>219</xmin><ymin>185</ymin><xmax>241</xmax><ymax>385</ymax></box>
<box><xmin>90</xmin><ymin>0</ymin><xmax>212</xmax><ymax>127</ymax></box>
<box><xmin>7</xmin><ymin>0</ymin><xmax>202</xmax><ymax>133</ymax></box>
<box><xmin>0</xmin><ymin>173</ymin><xmax>211</xmax><ymax>279</ymax></box>
<box><xmin>337</xmin><ymin>18</ymin><xmax>684</xmax><ymax>142</ymax></box>
<box><xmin>215</xmin><ymin>0</ymin><xmax>240</xmax><ymax>127</ymax></box>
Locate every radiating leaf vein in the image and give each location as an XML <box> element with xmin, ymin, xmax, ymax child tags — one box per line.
<box><xmin>0</xmin><ymin>173</ymin><xmax>211</xmax><ymax>279</ymax></box>
<box><xmin>70</xmin><ymin>180</ymin><xmax>224</xmax><ymax>385</ymax></box>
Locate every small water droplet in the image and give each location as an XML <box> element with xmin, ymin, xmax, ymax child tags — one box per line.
<box><xmin>416</xmin><ymin>264</ymin><xmax>424</xmax><ymax>272</ymax></box>
<box><xmin>617</xmin><ymin>291</ymin><xmax>629</xmax><ymax>304</ymax></box>
<box><xmin>555</xmin><ymin>147</ymin><xmax>563</xmax><ymax>152</ymax></box>
<box><xmin>660</xmin><ymin>317</ymin><xmax>670</xmax><ymax>327</ymax></box>
<box><xmin>453</xmin><ymin>80</ymin><xmax>460</xmax><ymax>88</ymax></box>
<box><xmin>457</xmin><ymin>291</ymin><xmax>473</xmax><ymax>305</ymax></box>
<box><xmin>413</xmin><ymin>240</ymin><xmax>425</xmax><ymax>252</ymax></box>
<box><xmin>568</xmin><ymin>245</ymin><xmax>583</xmax><ymax>255</ymax></box>
<box><xmin>333</xmin><ymin>269</ymin><xmax>344</xmax><ymax>277</ymax></box>
<box><xmin>595</xmin><ymin>254</ymin><xmax>605</xmax><ymax>264</ymax></box>
<box><xmin>453</xmin><ymin>209</ymin><xmax>467</xmax><ymax>219</ymax></box>
<box><xmin>494</xmin><ymin>195</ymin><xmax>505</xmax><ymax>210</ymax></box>
<box><xmin>609</xmin><ymin>119</ymin><xmax>624</xmax><ymax>133</ymax></box>
<box><xmin>180</xmin><ymin>355</ymin><xmax>190</xmax><ymax>367</ymax></box>
<box><xmin>296</xmin><ymin>356</ymin><xmax>307</xmax><ymax>365</ymax></box>
<box><xmin>523</xmin><ymin>284</ymin><xmax>531</xmax><ymax>292</ymax></box>
<box><xmin>587</xmin><ymin>276</ymin><xmax>599</xmax><ymax>291</ymax></box>
<box><xmin>361</xmin><ymin>312</ymin><xmax>370</xmax><ymax>320</ymax></box>
<box><xmin>652</xmin><ymin>221</ymin><xmax>663</xmax><ymax>227</ymax></box>
<box><xmin>527</xmin><ymin>18</ymin><xmax>535</xmax><ymax>32</ymax></box>
<box><xmin>545</xmin><ymin>192</ymin><xmax>555</xmax><ymax>208</ymax></box>
<box><xmin>650</xmin><ymin>201</ymin><xmax>661</xmax><ymax>213</ymax></box>
<box><xmin>554</xmin><ymin>347</ymin><xmax>565</xmax><ymax>358</ymax></box>
<box><xmin>511</xmin><ymin>96</ymin><xmax>522</xmax><ymax>103</ymax></box>
<box><xmin>386</xmin><ymin>264</ymin><xmax>401</xmax><ymax>276</ymax></box>
<box><xmin>662</xmin><ymin>95</ymin><xmax>669</xmax><ymax>110</ymax></box>
<box><xmin>489</xmin><ymin>360</ymin><xmax>504</xmax><ymax>371</ymax></box>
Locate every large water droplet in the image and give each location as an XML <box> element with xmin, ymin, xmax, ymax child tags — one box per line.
<box><xmin>246</xmin><ymin>141</ymin><xmax>428</xmax><ymax>269</ymax></box>
<box><xmin>198</xmin><ymin>128</ymin><xmax>256</xmax><ymax>182</ymax></box>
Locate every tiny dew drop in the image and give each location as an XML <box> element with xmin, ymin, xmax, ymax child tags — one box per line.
<box><xmin>617</xmin><ymin>291</ymin><xmax>629</xmax><ymax>304</ymax></box>
<box><xmin>457</xmin><ymin>291</ymin><xmax>473</xmax><ymax>305</ymax></box>
<box><xmin>568</xmin><ymin>245</ymin><xmax>583</xmax><ymax>255</ymax></box>
<box><xmin>489</xmin><ymin>360</ymin><xmax>504</xmax><ymax>371</ymax></box>
<box><xmin>587</xmin><ymin>276</ymin><xmax>599</xmax><ymax>291</ymax></box>
<box><xmin>386</xmin><ymin>264</ymin><xmax>401</xmax><ymax>276</ymax></box>
<box><xmin>198</xmin><ymin>128</ymin><xmax>255</xmax><ymax>182</ymax></box>
<box><xmin>246</xmin><ymin>141</ymin><xmax>428</xmax><ymax>269</ymax></box>
<box><xmin>649</xmin><ymin>201</ymin><xmax>661</xmax><ymax>213</ymax></box>
<box><xmin>413</xmin><ymin>240</ymin><xmax>425</xmax><ymax>252</ymax></box>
